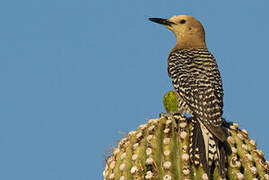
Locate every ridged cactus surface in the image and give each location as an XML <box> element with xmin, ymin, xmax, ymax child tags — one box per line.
<box><xmin>103</xmin><ymin>92</ymin><xmax>269</xmax><ymax>179</ymax></box>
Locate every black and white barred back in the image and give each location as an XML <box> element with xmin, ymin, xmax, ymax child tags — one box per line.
<box><xmin>168</xmin><ymin>48</ymin><xmax>227</xmax><ymax>177</ymax></box>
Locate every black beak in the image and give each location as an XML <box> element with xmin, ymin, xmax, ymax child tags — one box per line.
<box><xmin>148</xmin><ymin>18</ymin><xmax>175</xmax><ymax>26</ymax></box>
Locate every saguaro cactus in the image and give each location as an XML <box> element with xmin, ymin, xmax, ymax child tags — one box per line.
<box><xmin>103</xmin><ymin>91</ymin><xmax>269</xmax><ymax>179</ymax></box>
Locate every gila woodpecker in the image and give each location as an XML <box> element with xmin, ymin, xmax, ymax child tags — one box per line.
<box><xmin>149</xmin><ymin>15</ymin><xmax>228</xmax><ymax>178</ymax></box>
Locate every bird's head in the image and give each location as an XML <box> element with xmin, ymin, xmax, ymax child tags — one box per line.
<box><xmin>149</xmin><ymin>15</ymin><xmax>206</xmax><ymax>49</ymax></box>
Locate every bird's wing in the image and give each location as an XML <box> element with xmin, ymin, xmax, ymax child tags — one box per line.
<box><xmin>185</xmin><ymin>84</ymin><xmax>226</xmax><ymax>142</ymax></box>
<box><xmin>168</xmin><ymin>49</ymin><xmax>226</xmax><ymax>141</ymax></box>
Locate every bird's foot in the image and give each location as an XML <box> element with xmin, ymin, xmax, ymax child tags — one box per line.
<box><xmin>159</xmin><ymin>111</ymin><xmax>181</xmax><ymax>118</ymax></box>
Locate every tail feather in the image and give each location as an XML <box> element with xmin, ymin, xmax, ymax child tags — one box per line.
<box><xmin>203</xmin><ymin>122</ymin><xmax>227</xmax><ymax>142</ymax></box>
<box><xmin>217</xmin><ymin>137</ymin><xmax>232</xmax><ymax>177</ymax></box>
<box><xmin>190</xmin><ymin>118</ymin><xmax>229</xmax><ymax>178</ymax></box>
<box><xmin>189</xmin><ymin>119</ymin><xmax>209</xmax><ymax>175</ymax></box>
<box><xmin>218</xmin><ymin>140</ymin><xmax>226</xmax><ymax>177</ymax></box>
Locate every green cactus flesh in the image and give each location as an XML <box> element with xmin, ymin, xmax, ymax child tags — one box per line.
<box><xmin>163</xmin><ymin>91</ymin><xmax>178</xmax><ymax>113</ymax></box>
<box><xmin>103</xmin><ymin>92</ymin><xmax>269</xmax><ymax>179</ymax></box>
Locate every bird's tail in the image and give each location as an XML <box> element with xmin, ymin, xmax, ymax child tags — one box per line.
<box><xmin>189</xmin><ymin>118</ymin><xmax>229</xmax><ymax>178</ymax></box>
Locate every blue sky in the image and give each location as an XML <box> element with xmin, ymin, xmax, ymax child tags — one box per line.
<box><xmin>0</xmin><ymin>0</ymin><xmax>269</xmax><ymax>179</ymax></box>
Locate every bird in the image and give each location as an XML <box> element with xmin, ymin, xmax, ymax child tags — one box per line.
<box><xmin>149</xmin><ymin>15</ymin><xmax>229</xmax><ymax>178</ymax></box>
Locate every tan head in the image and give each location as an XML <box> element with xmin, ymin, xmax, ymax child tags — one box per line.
<box><xmin>149</xmin><ymin>15</ymin><xmax>206</xmax><ymax>49</ymax></box>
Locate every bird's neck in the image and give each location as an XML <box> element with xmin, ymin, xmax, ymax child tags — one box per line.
<box><xmin>172</xmin><ymin>33</ymin><xmax>207</xmax><ymax>50</ymax></box>
<box><xmin>173</xmin><ymin>40</ymin><xmax>207</xmax><ymax>51</ymax></box>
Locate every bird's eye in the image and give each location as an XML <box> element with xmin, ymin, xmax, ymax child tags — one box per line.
<box><xmin>180</xmin><ymin>19</ymin><xmax>186</xmax><ymax>24</ymax></box>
